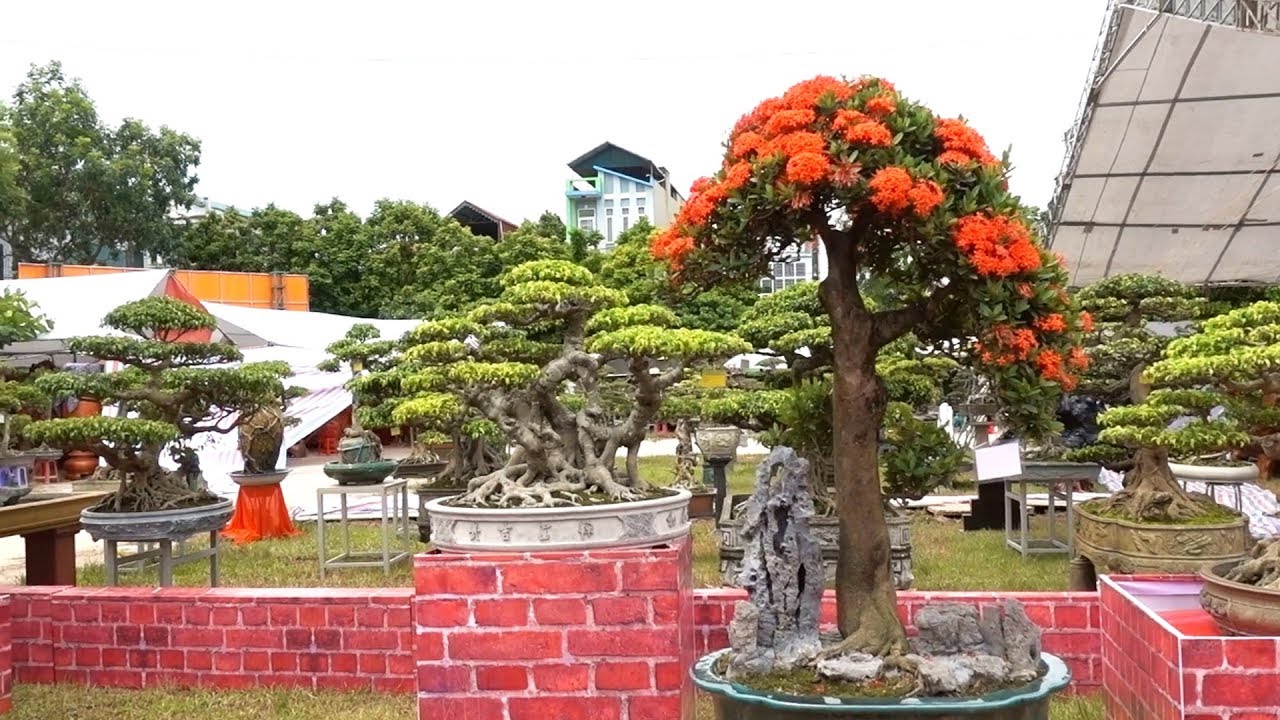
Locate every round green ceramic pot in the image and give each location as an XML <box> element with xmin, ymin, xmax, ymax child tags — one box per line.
<box><xmin>691</xmin><ymin>649</ymin><xmax>1070</xmax><ymax>719</ymax></box>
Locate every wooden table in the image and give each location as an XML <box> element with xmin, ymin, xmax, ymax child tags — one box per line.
<box><xmin>0</xmin><ymin>491</ymin><xmax>107</xmax><ymax>585</ymax></box>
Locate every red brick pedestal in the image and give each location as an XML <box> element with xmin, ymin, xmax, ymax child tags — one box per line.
<box><xmin>1</xmin><ymin>594</ymin><xmax>12</xmax><ymax>715</ymax></box>
<box><xmin>413</xmin><ymin>539</ymin><xmax>695</xmax><ymax>720</ymax></box>
<box><xmin>1101</xmin><ymin>575</ymin><xmax>1280</xmax><ymax>720</ymax></box>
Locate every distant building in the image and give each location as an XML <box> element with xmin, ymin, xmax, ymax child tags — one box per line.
<box><xmin>447</xmin><ymin>201</ymin><xmax>519</xmax><ymax>241</ymax></box>
<box><xmin>564</xmin><ymin>142</ymin><xmax>684</xmax><ymax>251</ymax></box>
<box><xmin>759</xmin><ymin>239</ymin><xmax>826</xmax><ymax>294</ymax></box>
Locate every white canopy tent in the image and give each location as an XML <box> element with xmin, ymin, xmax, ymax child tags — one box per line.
<box><xmin>1047</xmin><ymin>0</ymin><xmax>1280</xmax><ymax>287</ymax></box>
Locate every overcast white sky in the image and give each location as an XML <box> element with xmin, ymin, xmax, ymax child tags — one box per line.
<box><xmin>1</xmin><ymin>1</ymin><xmax>1110</xmax><ymax>224</ymax></box>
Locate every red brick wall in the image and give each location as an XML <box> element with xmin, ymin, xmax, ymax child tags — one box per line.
<box><xmin>3</xmin><ymin>586</ymin><xmax>413</xmax><ymax>692</ymax></box>
<box><xmin>413</xmin><ymin>541</ymin><xmax>695</xmax><ymax>720</ymax></box>
<box><xmin>1</xmin><ymin>595</ymin><xmax>12</xmax><ymax>715</ymax></box>
<box><xmin>1101</xmin><ymin>575</ymin><xmax>1280</xmax><ymax>720</ymax></box>
<box><xmin>694</xmin><ymin>588</ymin><xmax>1103</xmax><ymax>692</ymax></box>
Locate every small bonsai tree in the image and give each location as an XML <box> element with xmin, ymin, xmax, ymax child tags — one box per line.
<box><xmin>880</xmin><ymin>401</ymin><xmax>965</xmax><ymax>512</ymax></box>
<box><xmin>393</xmin><ymin>259</ymin><xmax>749</xmax><ymax>507</ymax></box>
<box><xmin>653</xmin><ymin>75</ymin><xmax>1086</xmax><ymax>661</ymax></box>
<box><xmin>0</xmin><ymin>289</ymin><xmax>53</xmax><ymax>455</ymax></box>
<box><xmin>1084</xmin><ymin>300</ymin><xmax>1280</xmax><ymax>523</ymax></box>
<box><xmin>25</xmin><ymin>298</ymin><xmax>296</xmax><ymax>512</ymax></box>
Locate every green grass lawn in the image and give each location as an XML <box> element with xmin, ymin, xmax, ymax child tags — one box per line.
<box><xmin>11</xmin><ymin>684</ymin><xmax>1105</xmax><ymax>720</ymax></box>
<box><xmin>77</xmin><ymin>454</ymin><xmax>1070</xmax><ymax>591</ymax></box>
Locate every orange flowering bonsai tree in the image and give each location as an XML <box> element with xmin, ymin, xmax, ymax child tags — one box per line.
<box><xmin>656</xmin><ymin>75</ymin><xmax>1087</xmax><ymax>663</ymax></box>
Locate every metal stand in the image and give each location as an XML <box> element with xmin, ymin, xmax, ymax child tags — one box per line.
<box><xmin>103</xmin><ymin>532</ymin><xmax>220</xmax><ymax>586</ymax></box>
<box><xmin>1004</xmin><ymin>477</ymin><xmax>1075</xmax><ymax>557</ymax></box>
<box><xmin>316</xmin><ymin>479</ymin><xmax>412</xmax><ymax>578</ymax></box>
<box><xmin>1181</xmin><ymin>479</ymin><xmax>1244</xmax><ymax>512</ymax></box>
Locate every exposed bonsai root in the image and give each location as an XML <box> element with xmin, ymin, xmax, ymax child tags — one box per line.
<box><xmin>91</xmin><ymin>469</ymin><xmax>221</xmax><ymax>513</ymax></box>
<box><xmin>1090</xmin><ymin>447</ymin><xmax>1229</xmax><ymax>523</ymax></box>
<box><xmin>457</xmin><ymin>463</ymin><xmax>646</xmax><ymax>508</ymax></box>
<box><xmin>816</xmin><ymin>622</ymin><xmax>911</xmax><ymax>661</ymax></box>
<box><xmin>1223</xmin><ymin>538</ymin><xmax>1280</xmax><ymax>589</ymax></box>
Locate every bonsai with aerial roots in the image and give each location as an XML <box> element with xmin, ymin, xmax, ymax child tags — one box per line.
<box><xmin>393</xmin><ymin>259</ymin><xmax>749</xmax><ymax>508</ymax></box>
<box><xmin>25</xmin><ymin>297</ymin><xmax>297</xmax><ymax>513</ymax></box>
<box><xmin>1082</xmin><ymin>300</ymin><xmax>1280</xmax><ymax>523</ymax></box>
<box><xmin>653</xmin><ymin>74</ymin><xmax>1087</xmax><ymax>664</ymax></box>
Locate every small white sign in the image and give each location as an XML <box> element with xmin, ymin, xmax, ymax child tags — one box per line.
<box><xmin>974</xmin><ymin>440</ymin><xmax>1023</xmax><ymax>482</ymax></box>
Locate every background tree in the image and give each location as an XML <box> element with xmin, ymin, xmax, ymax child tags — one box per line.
<box><xmin>25</xmin><ymin>297</ymin><xmax>296</xmax><ymax>512</ymax></box>
<box><xmin>0</xmin><ymin>103</ymin><xmax>26</xmax><ymax>237</ymax></box>
<box><xmin>653</xmin><ymin>74</ymin><xmax>1086</xmax><ymax>659</ymax></box>
<box><xmin>5</xmin><ymin>62</ymin><xmax>200</xmax><ymax>264</ymax></box>
<box><xmin>391</xmin><ymin>259</ymin><xmax>747</xmax><ymax>507</ymax></box>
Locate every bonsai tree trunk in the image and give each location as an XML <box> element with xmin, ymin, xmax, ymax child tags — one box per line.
<box><xmin>820</xmin><ymin>250</ymin><xmax>909</xmax><ymax>659</ymax></box>
<box><xmin>1089</xmin><ymin>447</ymin><xmax>1222</xmax><ymax>522</ymax></box>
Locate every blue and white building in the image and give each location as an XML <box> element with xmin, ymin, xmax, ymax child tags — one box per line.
<box><xmin>564</xmin><ymin>142</ymin><xmax>685</xmax><ymax>251</ymax></box>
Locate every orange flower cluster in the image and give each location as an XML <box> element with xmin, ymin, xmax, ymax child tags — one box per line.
<box><xmin>781</xmin><ymin>75</ymin><xmax>853</xmax><ymax>111</ymax></box>
<box><xmin>952</xmin><ymin>213</ymin><xmax>1042</xmax><ymax>277</ymax></box>
<box><xmin>868</xmin><ymin>167</ymin><xmax>945</xmax><ymax>218</ymax></box>
<box><xmin>1068</xmin><ymin>347</ymin><xmax>1090</xmax><ymax>370</ymax></box>
<box><xmin>651</xmin><ymin>231</ymin><xmax>694</xmax><ymax>269</ymax></box>
<box><xmin>977</xmin><ymin>324</ymin><xmax>1039</xmax><ymax>366</ymax></box>
<box><xmin>1035</xmin><ymin>349</ymin><xmax>1077</xmax><ymax>390</ymax></box>
<box><xmin>1016</xmin><ymin>283</ymin><xmax>1035</xmax><ymax>299</ymax></box>
<box><xmin>934</xmin><ymin>118</ymin><xmax>998</xmax><ymax>167</ymax></box>
<box><xmin>765</xmin><ymin>108</ymin><xmax>817</xmax><ymax>136</ymax></box>
<box><xmin>724</xmin><ymin>162</ymin><xmax>753</xmax><ymax>190</ymax></box>
<box><xmin>833</xmin><ymin>109</ymin><xmax>892</xmax><ymax>148</ymax></box>
<box><xmin>1079</xmin><ymin>311</ymin><xmax>1094</xmax><ymax>333</ymax></box>
<box><xmin>865</xmin><ymin>95</ymin><xmax>897</xmax><ymax>117</ymax></box>
<box><xmin>785</xmin><ymin>152</ymin><xmax>832</xmax><ymax>185</ymax></box>
<box><xmin>1033</xmin><ymin>314</ymin><xmax>1066</xmax><ymax>333</ymax></box>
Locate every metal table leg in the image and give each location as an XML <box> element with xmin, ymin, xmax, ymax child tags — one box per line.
<box><xmin>158</xmin><ymin>540</ymin><xmax>174</xmax><ymax>587</ymax></box>
<box><xmin>317</xmin><ymin>488</ymin><xmax>327</xmax><ymax>580</ymax></box>
<box><xmin>381</xmin><ymin>491</ymin><xmax>391</xmax><ymax>575</ymax></box>
<box><xmin>105</xmin><ymin>539</ymin><xmax>118</xmax><ymax>585</ymax></box>
<box><xmin>209</xmin><ymin>530</ymin><xmax>219</xmax><ymax>587</ymax></box>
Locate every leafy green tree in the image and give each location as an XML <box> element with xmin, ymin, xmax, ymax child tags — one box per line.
<box><xmin>364</xmin><ymin>200</ymin><xmax>500</xmax><ymax>318</ymax></box>
<box><xmin>532</xmin><ymin>211</ymin><xmax>567</xmax><ymax>240</ymax></box>
<box><xmin>0</xmin><ymin>289</ymin><xmax>52</xmax><ymax>453</ymax></box>
<box><xmin>6</xmin><ymin>62</ymin><xmax>201</xmax><ymax>264</ymax></box>
<box><xmin>391</xmin><ymin>259</ymin><xmax>748</xmax><ymax>507</ymax></box>
<box><xmin>170</xmin><ymin>208</ymin><xmax>257</xmax><ymax>270</ymax></box>
<box><xmin>0</xmin><ymin>103</ymin><xmax>25</xmax><ymax>236</ymax></box>
<box><xmin>25</xmin><ymin>297</ymin><xmax>297</xmax><ymax>513</ymax></box>
<box><xmin>303</xmin><ymin>199</ymin><xmax>379</xmax><ymax>317</ymax></box>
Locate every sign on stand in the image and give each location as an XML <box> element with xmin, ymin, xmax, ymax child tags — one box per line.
<box><xmin>974</xmin><ymin>440</ymin><xmax>1022</xmax><ymax>482</ymax></box>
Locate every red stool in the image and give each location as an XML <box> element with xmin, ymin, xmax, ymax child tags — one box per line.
<box><xmin>33</xmin><ymin>458</ymin><xmax>59</xmax><ymax>483</ymax></box>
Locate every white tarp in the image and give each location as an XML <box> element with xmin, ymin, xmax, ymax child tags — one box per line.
<box><xmin>201</xmin><ymin>302</ymin><xmax>420</xmax><ymax>350</ymax></box>
<box><xmin>0</xmin><ymin>269</ymin><xmax>174</xmax><ymax>363</ymax></box>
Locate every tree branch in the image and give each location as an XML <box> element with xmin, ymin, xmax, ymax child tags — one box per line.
<box><xmin>871</xmin><ymin>281</ymin><xmax>959</xmax><ymax>348</ymax></box>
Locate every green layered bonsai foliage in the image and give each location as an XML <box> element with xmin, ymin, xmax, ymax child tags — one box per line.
<box><xmin>325</xmin><ymin>322</ymin><xmax>506</xmax><ymax>489</ymax></box>
<box><xmin>1074</xmin><ymin>273</ymin><xmax>1209</xmax><ymax>404</ymax></box>
<box><xmin>25</xmin><ymin>298</ymin><xmax>297</xmax><ymax>512</ymax></box>
<box><xmin>880</xmin><ymin>401</ymin><xmax>965</xmax><ymax>512</ymax></box>
<box><xmin>392</xmin><ymin>259</ymin><xmax>749</xmax><ymax>508</ymax></box>
<box><xmin>1080</xmin><ymin>301</ymin><xmax>1280</xmax><ymax>524</ymax></box>
<box><xmin>0</xmin><ymin>289</ymin><xmax>53</xmax><ymax>454</ymax></box>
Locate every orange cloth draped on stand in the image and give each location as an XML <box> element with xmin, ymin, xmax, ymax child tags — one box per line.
<box><xmin>222</xmin><ymin>484</ymin><xmax>300</xmax><ymax>544</ymax></box>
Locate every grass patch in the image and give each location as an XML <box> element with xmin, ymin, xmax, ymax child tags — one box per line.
<box><xmin>11</xmin><ymin>684</ymin><xmax>1103</xmax><ymax>720</ymax></box>
<box><xmin>10</xmin><ymin>685</ymin><xmax>414</xmax><ymax>720</ymax></box>
<box><xmin>75</xmin><ymin>453</ymin><xmax>1070</xmax><ymax>593</ymax></box>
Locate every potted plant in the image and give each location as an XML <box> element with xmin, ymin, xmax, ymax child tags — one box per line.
<box><xmin>879</xmin><ymin>401</ymin><xmax>966</xmax><ymax>589</ymax></box>
<box><xmin>654</xmin><ymin>74</ymin><xmax>1082</xmax><ymax>714</ymax></box>
<box><xmin>414</xmin><ymin>259</ymin><xmax>749</xmax><ymax>552</ymax></box>
<box><xmin>318</xmin><ymin>324</ymin><xmax>400</xmax><ymax>486</ymax></box>
<box><xmin>24</xmin><ymin>297</ymin><xmax>296</xmax><ymax>551</ymax></box>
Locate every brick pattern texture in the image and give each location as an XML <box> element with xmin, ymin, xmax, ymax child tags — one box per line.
<box><xmin>414</xmin><ymin>540</ymin><xmax>695</xmax><ymax>720</ymax></box>
<box><xmin>1101</xmin><ymin>575</ymin><xmax>1280</xmax><ymax>720</ymax></box>
<box><xmin>694</xmin><ymin>588</ymin><xmax>1103</xmax><ymax>693</ymax></box>
<box><xmin>1</xmin><ymin>595</ymin><xmax>12</xmax><ymax>716</ymax></box>
<box><xmin>3</xmin><ymin>586</ymin><xmax>413</xmax><ymax>693</ymax></box>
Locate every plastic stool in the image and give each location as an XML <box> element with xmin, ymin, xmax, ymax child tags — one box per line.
<box><xmin>33</xmin><ymin>458</ymin><xmax>59</xmax><ymax>483</ymax></box>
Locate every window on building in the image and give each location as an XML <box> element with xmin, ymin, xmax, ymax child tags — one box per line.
<box><xmin>620</xmin><ymin>197</ymin><xmax>631</xmax><ymax>207</ymax></box>
<box><xmin>636</xmin><ymin>197</ymin><xmax>646</xmax><ymax>217</ymax></box>
<box><xmin>578</xmin><ymin>204</ymin><xmax>595</xmax><ymax>232</ymax></box>
<box><xmin>607</xmin><ymin>216</ymin><xmax>614</xmax><ymax>244</ymax></box>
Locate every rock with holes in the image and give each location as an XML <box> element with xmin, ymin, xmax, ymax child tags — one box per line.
<box><xmin>726</xmin><ymin>446</ymin><xmax>824</xmax><ymax>677</ymax></box>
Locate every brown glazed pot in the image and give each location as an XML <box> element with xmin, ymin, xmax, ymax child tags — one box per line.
<box><xmin>61</xmin><ymin>452</ymin><xmax>101</xmax><ymax>481</ymax></box>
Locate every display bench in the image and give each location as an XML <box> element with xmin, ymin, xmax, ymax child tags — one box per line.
<box><xmin>316</xmin><ymin>479</ymin><xmax>413</xmax><ymax>578</ymax></box>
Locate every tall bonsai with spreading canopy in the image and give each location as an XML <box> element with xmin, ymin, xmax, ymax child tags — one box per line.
<box><xmin>654</xmin><ymin>75</ymin><xmax>1087</xmax><ymax>659</ymax></box>
<box><xmin>25</xmin><ymin>297</ymin><xmax>296</xmax><ymax>512</ymax></box>
<box><xmin>1087</xmin><ymin>300</ymin><xmax>1280</xmax><ymax>525</ymax></box>
<box><xmin>1074</xmin><ymin>273</ymin><xmax>1208</xmax><ymax>405</ymax></box>
<box><xmin>394</xmin><ymin>259</ymin><xmax>748</xmax><ymax>507</ymax></box>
